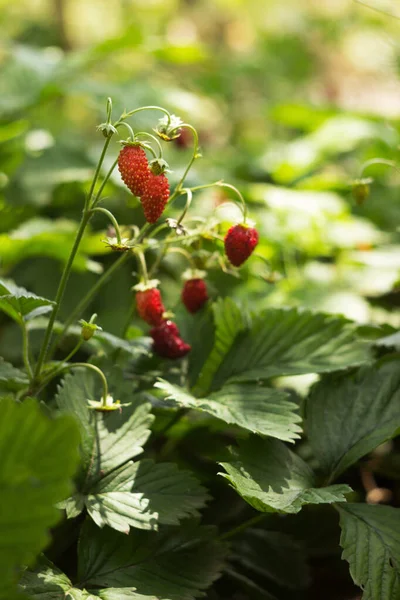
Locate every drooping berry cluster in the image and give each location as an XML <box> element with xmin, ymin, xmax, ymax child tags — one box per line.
<box><xmin>118</xmin><ymin>144</ymin><xmax>170</xmax><ymax>223</ymax></box>
<box><xmin>135</xmin><ymin>284</ymin><xmax>191</xmax><ymax>359</ymax></box>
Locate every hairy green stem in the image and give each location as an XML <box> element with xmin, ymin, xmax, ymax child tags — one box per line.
<box><xmin>33</xmin><ymin>210</ymin><xmax>91</xmax><ymax>379</ymax></box>
<box><xmin>22</xmin><ymin>322</ymin><xmax>33</xmax><ymax>379</ymax></box>
<box><xmin>91</xmin><ymin>157</ymin><xmax>119</xmax><ymax>208</ymax></box>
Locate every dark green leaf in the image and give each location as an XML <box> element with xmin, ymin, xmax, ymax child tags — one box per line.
<box><xmin>85</xmin><ymin>459</ymin><xmax>209</xmax><ymax>533</ymax></box>
<box><xmin>338</xmin><ymin>503</ymin><xmax>400</xmax><ymax>600</ymax></box>
<box><xmin>212</xmin><ymin>307</ymin><xmax>370</xmax><ymax>388</ymax></box>
<box><xmin>192</xmin><ymin>298</ymin><xmax>248</xmax><ymax>396</ymax></box>
<box><xmin>306</xmin><ymin>359</ymin><xmax>400</xmax><ymax>481</ymax></box>
<box><xmin>155</xmin><ymin>380</ymin><xmax>302</xmax><ymax>443</ymax></box>
<box><xmin>0</xmin><ymin>397</ymin><xmax>80</xmax><ymax>594</ymax></box>
<box><xmin>220</xmin><ymin>437</ymin><xmax>352</xmax><ymax>514</ymax></box>
<box><xmin>77</xmin><ymin>519</ymin><xmax>226</xmax><ymax>600</ymax></box>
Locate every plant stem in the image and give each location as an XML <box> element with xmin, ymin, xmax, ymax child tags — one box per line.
<box><xmin>33</xmin><ymin>210</ymin><xmax>91</xmax><ymax>379</ymax></box>
<box><xmin>22</xmin><ymin>322</ymin><xmax>33</xmax><ymax>379</ymax></box>
<box><xmin>90</xmin><ymin>207</ymin><xmax>122</xmax><ymax>243</ymax></box>
<box><xmin>169</xmin><ymin>124</ymin><xmax>199</xmax><ymax>201</ymax></box>
<box><xmin>218</xmin><ymin>513</ymin><xmax>267</xmax><ymax>541</ymax></box>
<box><xmin>41</xmin><ymin>362</ymin><xmax>108</xmax><ymax>406</ymax></box>
<box><xmin>86</xmin><ymin>137</ymin><xmax>112</xmax><ymax>210</ymax></box>
<box><xmin>136</xmin><ymin>250</ymin><xmax>149</xmax><ymax>283</ymax></box>
<box><xmin>91</xmin><ymin>157</ymin><xmax>118</xmax><ymax>208</ymax></box>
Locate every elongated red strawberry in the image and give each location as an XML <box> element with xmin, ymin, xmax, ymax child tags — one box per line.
<box><xmin>141</xmin><ymin>171</ymin><xmax>170</xmax><ymax>224</ymax></box>
<box><xmin>136</xmin><ymin>287</ymin><xmax>165</xmax><ymax>326</ymax></box>
<box><xmin>224</xmin><ymin>224</ymin><xmax>259</xmax><ymax>267</ymax></box>
<box><xmin>150</xmin><ymin>320</ymin><xmax>191</xmax><ymax>359</ymax></box>
<box><xmin>182</xmin><ymin>278</ymin><xmax>208</xmax><ymax>313</ymax></box>
<box><xmin>118</xmin><ymin>145</ymin><xmax>150</xmax><ymax>197</ymax></box>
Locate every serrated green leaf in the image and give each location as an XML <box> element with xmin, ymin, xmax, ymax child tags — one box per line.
<box><xmin>192</xmin><ymin>298</ymin><xmax>248</xmax><ymax>396</ymax></box>
<box><xmin>337</xmin><ymin>503</ymin><xmax>400</xmax><ymax>600</ymax></box>
<box><xmin>19</xmin><ymin>557</ymin><xmax>99</xmax><ymax>599</ymax></box>
<box><xmin>0</xmin><ymin>358</ymin><xmax>29</xmax><ymax>390</ymax></box>
<box><xmin>85</xmin><ymin>459</ymin><xmax>209</xmax><ymax>533</ymax></box>
<box><xmin>0</xmin><ymin>397</ymin><xmax>80</xmax><ymax>595</ymax></box>
<box><xmin>212</xmin><ymin>307</ymin><xmax>370</xmax><ymax>388</ymax></box>
<box><xmin>155</xmin><ymin>379</ymin><xmax>302</xmax><ymax>443</ymax></box>
<box><xmin>55</xmin><ymin>369</ymin><xmax>154</xmax><ymax>485</ymax></box>
<box><xmin>77</xmin><ymin>519</ymin><xmax>226</xmax><ymax>600</ymax></box>
<box><xmin>0</xmin><ymin>278</ymin><xmax>54</xmax><ymax>323</ymax></box>
<box><xmin>306</xmin><ymin>360</ymin><xmax>400</xmax><ymax>481</ymax></box>
<box><xmin>219</xmin><ymin>437</ymin><xmax>352</xmax><ymax>514</ymax></box>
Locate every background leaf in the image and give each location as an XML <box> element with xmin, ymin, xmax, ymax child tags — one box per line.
<box><xmin>306</xmin><ymin>359</ymin><xmax>400</xmax><ymax>481</ymax></box>
<box><xmin>338</xmin><ymin>503</ymin><xmax>400</xmax><ymax>600</ymax></box>
<box><xmin>220</xmin><ymin>437</ymin><xmax>352</xmax><ymax>514</ymax></box>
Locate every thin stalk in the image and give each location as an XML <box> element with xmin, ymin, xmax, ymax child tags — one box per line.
<box><xmin>136</xmin><ymin>250</ymin><xmax>149</xmax><ymax>283</ymax></box>
<box><xmin>41</xmin><ymin>362</ymin><xmax>108</xmax><ymax>406</ymax></box>
<box><xmin>177</xmin><ymin>188</ymin><xmax>192</xmax><ymax>225</ymax></box>
<box><xmin>166</xmin><ymin>246</ymin><xmax>196</xmax><ymax>268</ymax></box>
<box><xmin>40</xmin><ymin>338</ymin><xmax>84</xmax><ymax>384</ymax></box>
<box><xmin>360</xmin><ymin>158</ymin><xmax>400</xmax><ymax>178</ymax></box>
<box><xmin>22</xmin><ymin>322</ymin><xmax>33</xmax><ymax>379</ymax></box>
<box><xmin>216</xmin><ymin>182</ymin><xmax>247</xmax><ymax>222</ymax></box>
<box><xmin>91</xmin><ymin>157</ymin><xmax>118</xmax><ymax>208</ymax></box>
<box><xmin>51</xmin><ymin>252</ymin><xmax>129</xmax><ymax>352</ymax></box>
<box><xmin>33</xmin><ymin>211</ymin><xmax>91</xmax><ymax>379</ymax></box>
<box><xmin>90</xmin><ymin>207</ymin><xmax>122</xmax><ymax>243</ymax></box>
<box><xmin>218</xmin><ymin>514</ymin><xmax>267</xmax><ymax>541</ymax></box>
<box><xmin>86</xmin><ymin>137</ymin><xmax>112</xmax><ymax>210</ymax></box>
<box><xmin>169</xmin><ymin>124</ymin><xmax>199</xmax><ymax>200</ymax></box>
<box><xmin>135</xmin><ymin>132</ymin><xmax>163</xmax><ymax>157</ymax></box>
<box><xmin>121</xmin><ymin>106</ymin><xmax>171</xmax><ymax>121</ymax></box>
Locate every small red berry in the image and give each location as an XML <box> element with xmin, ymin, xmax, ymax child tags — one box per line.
<box><xmin>150</xmin><ymin>320</ymin><xmax>191</xmax><ymax>359</ymax></box>
<box><xmin>140</xmin><ymin>172</ymin><xmax>170</xmax><ymax>224</ymax></box>
<box><xmin>182</xmin><ymin>279</ymin><xmax>208</xmax><ymax>313</ymax></box>
<box><xmin>118</xmin><ymin>145</ymin><xmax>150</xmax><ymax>197</ymax></box>
<box><xmin>224</xmin><ymin>224</ymin><xmax>259</xmax><ymax>267</ymax></box>
<box><xmin>136</xmin><ymin>288</ymin><xmax>165</xmax><ymax>326</ymax></box>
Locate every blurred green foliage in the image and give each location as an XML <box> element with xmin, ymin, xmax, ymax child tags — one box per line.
<box><xmin>0</xmin><ymin>0</ymin><xmax>399</xmax><ymax>359</ymax></box>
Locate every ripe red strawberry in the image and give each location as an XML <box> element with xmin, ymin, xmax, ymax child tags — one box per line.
<box><xmin>224</xmin><ymin>224</ymin><xmax>259</xmax><ymax>267</ymax></box>
<box><xmin>140</xmin><ymin>171</ymin><xmax>170</xmax><ymax>224</ymax></box>
<box><xmin>150</xmin><ymin>320</ymin><xmax>191</xmax><ymax>359</ymax></box>
<box><xmin>182</xmin><ymin>279</ymin><xmax>208</xmax><ymax>313</ymax></box>
<box><xmin>118</xmin><ymin>145</ymin><xmax>150</xmax><ymax>197</ymax></box>
<box><xmin>136</xmin><ymin>288</ymin><xmax>165</xmax><ymax>326</ymax></box>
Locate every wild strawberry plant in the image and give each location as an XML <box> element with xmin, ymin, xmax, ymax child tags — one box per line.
<box><xmin>1</xmin><ymin>98</ymin><xmax>400</xmax><ymax>600</ymax></box>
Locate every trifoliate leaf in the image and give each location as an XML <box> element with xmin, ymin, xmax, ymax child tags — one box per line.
<box><xmin>0</xmin><ymin>397</ymin><xmax>80</xmax><ymax>595</ymax></box>
<box><xmin>220</xmin><ymin>437</ymin><xmax>352</xmax><ymax>514</ymax></box>
<box><xmin>155</xmin><ymin>379</ymin><xmax>302</xmax><ymax>443</ymax></box>
<box><xmin>306</xmin><ymin>359</ymin><xmax>400</xmax><ymax>481</ymax></box>
<box><xmin>337</xmin><ymin>503</ymin><xmax>400</xmax><ymax>600</ymax></box>
<box><xmin>85</xmin><ymin>459</ymin><xmax>209</xmax><ymax>533</ymax></box>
